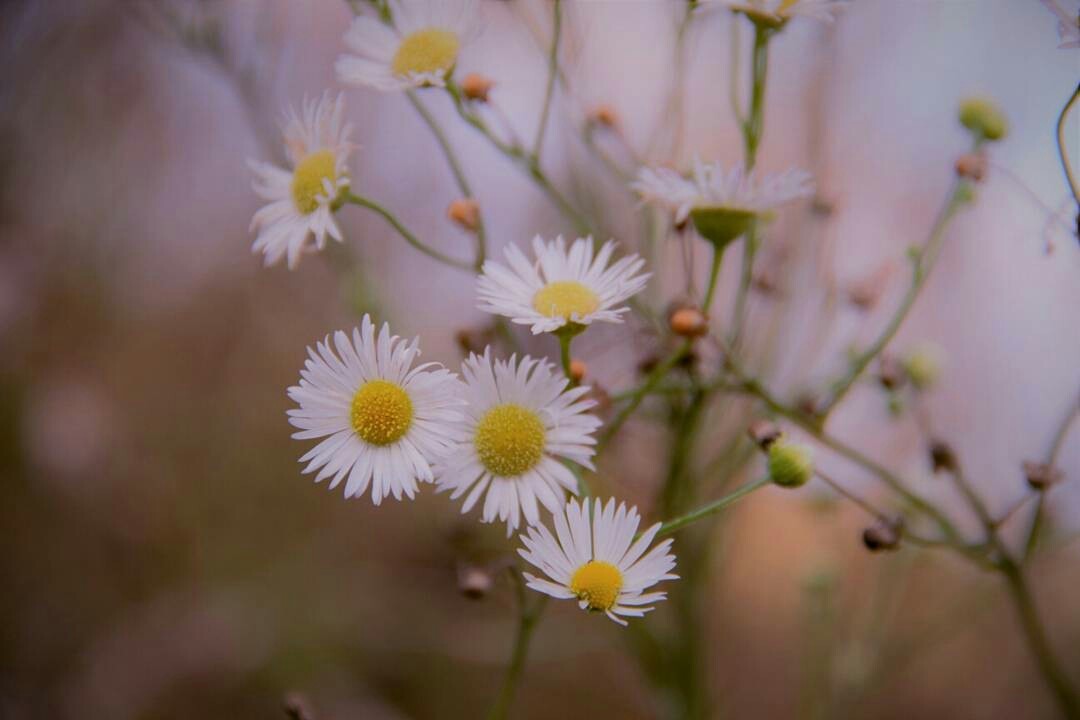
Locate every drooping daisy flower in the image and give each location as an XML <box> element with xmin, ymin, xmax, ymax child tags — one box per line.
<box><xmin>249</xmin><ymin>92</ymin><xmax>354</xmax><ymax>269</ymax></box>
<box><xmin>477</xmin><ymin>236</ymin><xmax>650</xmax><ymax>336</ymax></box>
<box><xmin>435</xmin><ymin>349</ymin><xmax>601</xmax><ymax>535</ymax></box>
<box><xmin>519</xmin><ymin>497</ymin><xmax>678</xmax><ymax>626</ymax></box>
<box><xmin>633</xmin><ymin>158</ymin><xmax>813</xmax><ymax>246</ymax></box>
<box><xmin>336</xmin><ymin>0</ymin><xmax>480</xmax><ymax>92</ymax></box>
<box><xmin>703</xmin><ymin>0</ymin><xmax>846</xmax><ymax>25</ymax></box>
<box><xmin>287</xmin><ymin>315</ymin><xmax>463</xmax><ymax>504</ymax></box>
<box><xmin>1039</xmin><ymin>0</ymin><xmax>1080</xmax><ymax>49</ymax></box>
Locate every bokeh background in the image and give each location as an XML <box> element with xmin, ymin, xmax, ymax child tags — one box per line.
<box><xmin>1</xmin><ymin>0</ymin><xmax>1078</xmax><ymax>718</ymax></box>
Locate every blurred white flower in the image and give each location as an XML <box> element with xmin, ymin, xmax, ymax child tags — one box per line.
<box><xmin>287</xmin><ymin>315</ymin><xmax>463</xmax><ymax>505</ymax></box>
<box><xmin>704</xmin><ymin>0</ymin><xmax>846</xmax><ymax>24</ymax></box>
<box><xmin>518</xmin><ymin>497</ymin><xmax>678</xmax><ymax>626</ymax></box>
<box><xmin>436</xmin><ymin>349</ymin><xmax>600</xmax><ymax>536</ymax></box>
<box><xmin>337</xmin><ymin>0</ymin><xmax>481</xmax><ymax>92</ymax></box>
<box><xmin>477</xmin><ymin>235</ymin><xmax>649</xmax><ymax>336</ymax></box>
<box><xmin>1039</xmin><ymin>0</ymin><xmax>1080</xmax><ymax>48</ymax></box>
<box><xmin>248</xmin><ymin>92</ymin><xmax>354</xmax><ymax>269</ymax></box>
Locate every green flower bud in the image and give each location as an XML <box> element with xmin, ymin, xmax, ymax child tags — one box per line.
<box><xmin>690</xmin><ymin>207</ymin><xmax>756</xmax><ymax>248</ymax></box>
<box><xmin>768</xmin><ymin>440</ymin><xmax>814</xmax><ymax>488</ymax></box>
<box><xmin>902</xmin><ymin>342</ymin><xmax>944</xmax><ymax>391</ymax></box>
<box><xmin>958</xmin><ymin>97</ymin><xmax>1008</xmax><ymax>142</ymax></box>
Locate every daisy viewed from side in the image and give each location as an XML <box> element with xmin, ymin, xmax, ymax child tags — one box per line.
<box><xmin>337</xmin><ymin>0</ymin><xmax>480</xmax><ymax>92</ymax></box>
<box><xmin>477</xmin><ymin>235</ymin><xmax>650</xmax><ymax>335</ymax></box>
<box><xmin>249</xmin><ymin>92</ymin><xmax>354</xmax><ymax>269</ymax></box>
<box><xmin>436</xmin><ymin>349</ymin><xmax>600</xmax><ymax>535</ymax></box>
<box><xmin>633</xmin><ymin>158</ymin><xmax>814</xmax><ymax>246</ymax></box>
<box><xmin>519</xmin><ymin>497</ymin><xmax>678</xmax><ymax>626</ymax></box>
<box><xmin>287</xmin><ymin>315</ymin><xmax>463</xmax><ymax>504</ymax></box>
<box><xmin>703</xmin><ymin>0</ymin><xmax>846</xmax><ymax>25</ymax></box>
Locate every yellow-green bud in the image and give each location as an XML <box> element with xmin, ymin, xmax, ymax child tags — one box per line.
<box><xmin>768</xmin><ymin>441</ymin><xmax>814</xmax><ymax>488</ymax></box>
<box><xmin>902</xmin><ymin>343</ymin><xmax>944</xmax><ymax>390</ymax></box>
<box><xmin>959</xmin><ymin>97</ymin><xmax>1008</xmax><ymax>142</ymax></box>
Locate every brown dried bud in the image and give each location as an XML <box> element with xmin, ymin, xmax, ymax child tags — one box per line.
<box><xmin>810</xmin><ymin>196</ymin><xmax>835</xmax><ymax>217</ymax></box>
<box><xmin>460</xmin><ymin>73</ymin><xmax>494</xmax><ymax>102</ymax></box>
<box><xmin>929</xmin><ymin>439</ymin><xmax>958</xmax><ymax>474</ymax></box>
<box><xmin>669</xmin><ymin>306</ymin><xmax>708</xmax><ymax>338</ymax></box>
<box><xmin>752</xmin><ymin>270</ymin><xmax>779</xmax><ymax>296</ymax></box>
<box><xmin>283</xmin><ymin>693</ymin><xmax>316</xmax><ymax>720</ymax></box>
<box><xmin>847</xmin><ymin>262</ymin><xmax>895</xmax><ymax>311</ymax></box>
<box><xmin>568</xmin><ymin>359</ymin><xmax>587</xmax><ymax>383</ymax></box>
<box><xmin>455</xmin><ymin>326</ymin><xmax>492</xmax><ymax>356</ymax></box>
<box><xmin>748</xmin><ymin>419</ymin><xmax>783</xmax><ymax>451</ymax></box>
<box><xmin>447</xmin><ymin>198</ymin><xmax>481</xmax><ymax>233</ymax></box>
<box><xmin>862</xmin><ymin>517</ymin><xmax>904</xmax><ymax>552</ymax></box>
<box><xmin>955</xmin><ymin>152</ymin><xmax>987</xmax><ymax>182</ymax></box>
<box><xmin>457</xmin><ymin>564</ymin><xmax>495</xmax><ymax>600</ymax></box>
<box><xmin>877</xmin><ymin>354</ymin><xmax>906</xmax><ymax>391</ymax></box>
<box><xmin>588</xmin><ymin>104</ymin><xmax>620</xmax><ymax>130</ymax></box>
<box><xmin>637</xmin><ymin>354</ymin><xmax>660</xmax><ymax>375</ymax></box>
<box><xmin>1022</xmin><ymin>460</ymin><xmax>1064</xmax><ymax>491</ymax></box>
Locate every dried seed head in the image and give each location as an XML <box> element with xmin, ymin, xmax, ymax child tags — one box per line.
<box><xmin>1022</xmin><ymin>460</ymin><xmax>1064</xmax><ymax>491</ymax></box>
<box><xmin>447</xmin><ymin>198</ymin><xmax>481</xmax><ymax>232</ymax></box>
<box><xmin>460</xmin><ymin>73</ymin><xmax>494</xmax><ymax>102</ymax></box>
<box><xmin>955</xmin><ymin>152</ymin><xmax>987</xmax><ymax>182</ymax></box>
<box><xmin>862</xmin><ymin>517</ymin><xmax>904</xmax><ymax>552</ymax></box>
<box><xmin>748</xmin><ymin>420</ymin><xmax>783</xmax><ymax>451</ymax></box>
<box><xmin>669</xmin><ymin>306</ymin><xmax>708</xmax><ymax>338</ymax></box>
<box><xmin>878</xmin><ymin>354</ymin><xmax>906</xmax><ymax>391</ymax></box>
<box><xmin>568</xmin><ymin>359</ymin><xmax>587</xmax><ymax>383</ymax></box>
<box><xmin>457</xmin><ymin>564</ymin><xmax>495</xmax><ymax>599</ymax></box>
<box><xmin>929</xmin><ymin>439</ymin><xmax>958</xmax><ymax>474</ymax></box>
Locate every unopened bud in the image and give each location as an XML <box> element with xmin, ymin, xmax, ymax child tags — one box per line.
<box><xmin>447</xmin><ymin>198</ymin><xmax>481</xmax><ymax>233</ymax></box>
<box><xmin>1022</xmin><ymin>460</ymin><xmax>1064</xmax><ymax>491</ymax></box>
<box><xmin>959</xmin><ymin>96</ymin><xmax>1008</xmax><ymax>142</ymax></box>
<box><xmin>588</xmin><ymin>104</ymin><xmax>620</xmax><ymax>130</ymax></box>
<box><xmin>283</xmin><ymin>692</ymin><xmax>316</xmax><ymax>720</ymax></box>
<box><xmin>457</xmin><ymin>564</ymin><xmax>495</xmax><ymax>600</ymax></box>
<box><xmin>955</xmin><ymin>152</ymin><xmax>987</xmax><ymax>182</ymax></box>
<box><xmin>669</xmin><ymin>306</ymin><xmax>708</xmax><ymax>338</ymax></box>
<box><xmin>748</xmin><ymin>420</ymin><xmax>783</xmax><ymax>450</ymax></box>
<box><xmin>568</xmin><ymin>359</ymin><xmax>587</xmax><ymax>383</ymax></box>
<box><xmin>929</xmin><ymin>439</ymin><xmax>957</xmax><ymax>474</ymax></box>
<box><xmin>768</xmin><ymin>440</ymin><xmax>814</xmax><ymax>488</ymax></box>
<box><xmin>902</xmin><ymin>342</ymin><xmax>943</xmax><ymax>390</ymax></box>
<box><xmin>460</xmin><ymin>73</ymin><xmax>494</xmax><ymax>102</ymax></box>
<box><xmin>877</xmin><ymin>354</ymin><xmax>905</xmax><ymax>391</ymax></box>
<box><xmin>862</xmin><ymin>517</ymin><xmax>904</xmax><ymax>552</ymax></box>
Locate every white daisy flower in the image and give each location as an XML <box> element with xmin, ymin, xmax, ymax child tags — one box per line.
<box><xmin>477</xmin><ymin>235</ymin><xmax>650</xmax><ymax>336</ymax></box>
<box><xmin>287</xmin><ymin>315</ymin><xmax>463</xmax><ymax>505</ymax></box>
<box><xmin>336</xmin><ymin>0</ymin><xmax>481</xmax><ymax>92</ymax></box>
<box><xmin>1040</xmin><ymin>0</ymin><xmax>1080</xmax><ymax>48</ymax></box>
<box><xmin>518</xmin><ymin>497</ymin><xmax>679</xmax><ymax>626</ymax></box>
<box><xmin>703</xmin><ymin>0</ymin><xmax>846</xmax><ymax>25</ymax></box>
<box><xmin>249</xmin><ymin>92</ymin><xmax>354</xmax><ymax>269</ymax></box>
<box><xmin>435</xmin><ymin>349</ymin><xmax>601</xmax><ymax>536</ymax></box>
<box><xmin>633</xmin><ymin>158</ymin><xmax>813</xmax><ymax>245</ymax></box>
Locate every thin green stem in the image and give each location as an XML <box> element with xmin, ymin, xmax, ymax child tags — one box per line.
<box><xmin>1055</xmin><ymin>82</ymin><xmax>1080</xmax><ymax>206</ymax></box>
<box><xmin>654</xmin><ymin>476</ymin><xmax>772</xmax><ymax>538</ymax></box>
<box><xmin>1025</xmin><ymin>391</ymin><xmax>1079</xmax><ymax>561</ymax></box>
<box><xmin>405</xmin><ymin>90</ymin><xmax>487</xmax><ymax>269</ymax></box>
<box><xmin>821</xmin><ymin>177</ymin><xmax>972</xmax><ymax>415</ymax></box>
<box><xmin>702</xmin><ymin>243</ymin><xmax>725</xmax><ymax>312</ymax></box>
<box><xmin>486</xmin><ymin>573</ymin><xmax>546</xmax><ymax>720</ymax></box>
<box><xmin>344</xmin><ymin>192</ymin><xmax>474</xmax><ymax>271</ymax></box>
<box><xmin>558</xmin><ymin>331</ymin><xmax>575</xmax><ymax>386</ymax></box>
<box><xmin>532</xmin><ymin>0</ymin><xmax>562</xmax><ymax>158</ymax></box>
<box><xmin>598</xmin><ymin>341</ymin><xmax>690</xmax><ymax>449</ymax></box>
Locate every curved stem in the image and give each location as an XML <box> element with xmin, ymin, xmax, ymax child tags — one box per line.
<box><xmin>486</xmin><ymin>574</ymin><xmax>546</xmax><ymax>720</ymax></box>
<box><xmin>598</xmin><ymin>341</ymin><xmax>691</xmax><ymax>449</ymax></box>
<box><xmin>1025</xmin><ymin>390</ymin><xmax>1079</xmax><ymax>561</ymax></box>
<box><xmin>654</xmin><ymin>476</ymin><xmax>772</xmax><ymax>538</ymax></box>
<box><xmin>702</xmin><ymin>243</ymin><xmax>725</xmax><ymax>311</ymax></box>
<box><xmin>1055</xmin><ymin>82</ymin><xmax>1080</xmax><ymax>206</ymax></box>
<box><xmin>344</xmin><ymin>192</ymin><xmax>474</xmax><ymax>271</ymax></box>
<box><xmin>532</xmin><ymin>0</ymin><xmax>562</xmax><ymax>158</ymax></box>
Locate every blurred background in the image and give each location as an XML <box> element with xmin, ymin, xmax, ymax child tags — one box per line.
<box><xmin>1</xmin><ymin>0</ymin><xmax>1078</xmax><ymax>718</ymax></box>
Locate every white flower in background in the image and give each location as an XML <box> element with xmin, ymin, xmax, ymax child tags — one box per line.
<box><xmin>633</xmin><ymin>158</ymin><xmax>813</xmax><ymax>245</ymax></box>
<box><xmin>518</xmin><ymin>497</ymin><xmax>678</xmax><ymax>626</ymax></box>
<box><xmin>703</xmin><ymin>0</ymin><xmax>846</xmax><ymax>24</ymax></box>
<box><xmin>477</xmin><ymin>236</ymin><xmax>650</xmax><ymax>336</ymax></box>
<box><xmin>1039</xmin><ymin>0</ymin><xmax>1080</xmax><ymax>48</ymax></box>
<box><xmin>249</xmin><ymin>92</ymin><xmax>354</xmax><ymax>269</ymax></box>
<box><xmin>436</xmin><ymin>349</ymin><xmax>600</xmax><ymax>535</ymax></box>
<box><xmin>287</xmin><ymin>315</ymin><xmax>463</xmax><ymax>504</ymax></box>
<box><xmin>337</xmin><ymin>0</ymin><xmax>480</xmax><ymax>92</ymax></box>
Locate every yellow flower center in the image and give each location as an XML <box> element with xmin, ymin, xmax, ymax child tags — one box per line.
<box><xmin>570</xmin><ymin>560</ymin><xmax>623</xmax><ymax>612</ymax></box>
<box><xmin>391</xmin><ymin>28</ymin><xmax>460</xmax><ymax>78</ymax></box>
<box><xmin>291</xmin><ymin>150</ymin><xmax>338</xmax><ymax>215</ymax></box>
<box><xmin>350</xmin><ymin>380</ymin><xmax>413</xmax><ymax>446</ymax></box>
<box><xmin>474</xmin><ymin>404</ymin><xmax>545</xmax><ymax>477</ymax></box>
<box><xmin>532</xmin><ymin>281</ymin><xmax>600</xmax><ymax>320</ymax></box>
<box><xmin>777</xmin><ymin>0</ymin><xmax>799</xmax><ymax>12</ymax></box>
